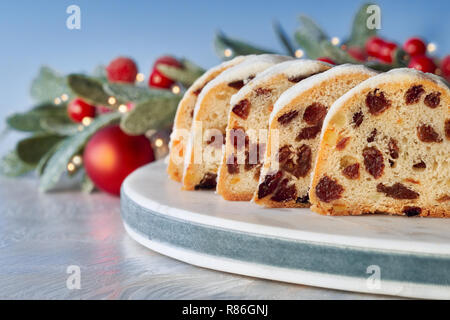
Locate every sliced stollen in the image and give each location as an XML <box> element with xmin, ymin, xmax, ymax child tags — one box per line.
<box><xmin>167</xmin><ymin>56</ymin><xmax>248</xmax><ymax>182</ymax></box>
<box><xmin>216</xmin><ymin>59</ymin><xmax>331</xmax><ymax>201</ymax></box>
<box><xmin>309</xmin><ymin>68</ymin><xmax>450</xmax><ymax>217</ymax></box>
<box><xmin>182</xmin><ymin>54</ymin><xmax>292</xmax><ymax>191</ymax></box>
<box><xmin>253</xmin><ymin>64</ymin><xmax>377</xmax><ymax>208</ymax></box>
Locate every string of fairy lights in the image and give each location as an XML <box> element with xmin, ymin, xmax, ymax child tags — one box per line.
<box><xmin>55</xmin><ymin>72</ymin><xmax>180</xmax><ymax>174</ymax></box>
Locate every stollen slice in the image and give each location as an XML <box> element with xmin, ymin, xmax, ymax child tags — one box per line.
<box><xmin>217</xmin><ymin>59</ymin><xmax>331</xmax><ymax>201</ymax></box>
<box><xmin>253</xmin><ymin>64</ymin><xmax>377</xmax><ymax>208</ymax></box>
<box><xmin>309</xmin><ymin>68</ymin><xmax>449</xmax><ymax>217</ymax></box>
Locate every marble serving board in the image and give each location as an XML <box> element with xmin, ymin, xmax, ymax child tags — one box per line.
<box><xmin>120</xmin><ymin>160</ymin><xmax>450</xmax><ymax>299</ymax></box>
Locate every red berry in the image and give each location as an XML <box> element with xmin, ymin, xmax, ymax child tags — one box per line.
<box><xmin>347</xmin><ymin>46</ymin><xmax>367</xmax><ymax>62</ymax></box>
<box><xmin>365</xmin><ymin>36</ymin><xmax>386</xmax><ymax>57</ymax></box>
<box><xmin>378</xmin><ymin>42</ymin><xmax>397</xmax><ymax>64</ymax></box>
<box><xmin>317</xmin><ymin>57</ymin><xmax>335</xmax><ymax>65</ymax></box>
<box><xmin>403</xmin><ymin>37</ymin><xmax>427</xmax><ymax>57</ymax></box>
<box><xmin>106</xmin><ymin>57</ymin><xmax>138</xmax><ymax>83</ymax></box>
<box><xmin>408</xmin><ymin>55</ymin><xmax>437</xmax><ymax>73</ymax></box>
<box><xmin>83</xmin><ymin>125</ymin><xmax>154</xmax><ymax>195</ymax></box>
<box><xmin>67</xmin><ymin>98</ymin><xmax>96</xmax><ymax>123</ymax></box>
<box><xmin>441</xmin><ymin>55</ymin><xmax>450</xmax><ymax>78</ymax></box>
<box><xmin>148</xmin><ymin>55</ymin><xmax>182</xmax><ymax>89</ymax></box>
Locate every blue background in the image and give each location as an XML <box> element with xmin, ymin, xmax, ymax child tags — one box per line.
<box><xmin>0</xmin><ymin>0</ymin><xmax>448</xmax><ymax>124</ymax></box>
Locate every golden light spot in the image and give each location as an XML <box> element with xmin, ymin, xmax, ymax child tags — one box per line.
<box><xmin>331</xmin><ymin>37</ymin><xmax>340</xmax><ymax>46</ymax></box>
<box><xmin>118</xmin><ymin>104</ymin><xmax>128</xmax><ymax>113</ymax></box>
<box><xmin>108</xmin><ymin>96</ymin><xmax>116</xmax><ymax>105</ymax></box>
<box><xmin>54</xmin><ymin>97</ymin><xmax>61</xmax><ymax>105</ymax></box>
<box><xmin>72</xmin><ymin>155</ymin><xmax>82</xmax><ymax>166</ymax></box>
<box><xmin>67</xmin><ymin>163</ymin><xmax>76</xmax><ymax>172</ymax></box>
<box><xmin>136</xmin><ymin>73</ymin><xmax>145</xmax><ymax>82</ymax></box>
<box><xmin>61</xmin><ymin>94</ymin><xmax>69</xmax><ymax>101</ymax></box>
<box><xmin>427</xmin><ymin>42</ymin><xmax>437</xmax><ymax>53</ymax></box>
<box><xmin>295</xmin><ymin>49</ymin><xmax>304</xmax><ymax>58</ymax></box>
<box><xmin>224</xmin><ymin>48</ymin><xmax>233</xmax><ymax>57</ymax></box>
<box><xmin>82</xmin><ymin>117</ymin><xmax>93</xmax><ymax>126</ymax></box>
<box><xmin>171</xmin><ymin>85</ymin><xmax>181</xmax><ymax>94</ymax></box>
<box><xmin>155</xmin><ymin>138</ymin><xmax>164</xmax><ymax>147</ymax></box>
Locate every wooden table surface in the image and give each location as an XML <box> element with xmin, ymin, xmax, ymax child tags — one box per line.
<box><xmin>0</xmin><ymin>174</ymin><xmax>391</xmax><ymax>300</ymax></box>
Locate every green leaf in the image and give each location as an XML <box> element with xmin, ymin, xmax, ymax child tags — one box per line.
<box><xmin>273</xmin><ymin>21</ymin><xmax>296</xmax><ymax>57</ymax></box>
<box><xmin>346</xmin><ymin>3</ymin><xmax>378</xmax><ymax>48</ymax></box>
<box><xmin>36</xmin><ymin>140</ymin><xmax>63</xmax><ymax>176</ymax></box>
<box><xmin>157</xmin><ymin>59</ymin><xmax>205</xmax><ymax>87</ymax></box>
<box><xmin>103</xmin><ymin>82</ymin><xmax>174</xmax><ymax>103</ymax></box>
<box><xmin>120</xmin><ymin>95</ymin><xmax>180</xmax><ymax>135</ymax></box>
<box><xmin>0</xmin><ymin>150</ymin><xmax>35</xmax><ymax>177</ymax></box>
<box><xmin>92</xmin><ymin>65</ymin><xmax>108</xmax><ymax>82</ymax></box>
<box><xmin>81</xmin><ymin>171</ymin><xmax>96</xmax><ymax>193</ymax></box>
<box><xmin>214</xmin><ymin>31</ymin><xmax>275</xmax><ymax>60</ymax></box>
<box><xmin>319</xmin><ymin>41</ymin><xmax>359</xmax><ymax>64</ymax></box>
<box><xmin>6</xmin><ymin>103</ymin><xmax>68</xmax><ymax>132</ymax></box>
<box><xmin>17</xmin><ymin>134</ymin><xmax>65</xmax><ymax>165</ymax></box>
<box><xmin>67</xmin><ymin>74</ymin><xmax>121</xmax><ymax>108</ymax></box>
<box><xmin>294</xmin><ymin>29</ymin><xmax>324</xmax><ymax>59</ymax></box>
<box><xmin>30</xmin><ymin>66</ymin><xmax>73</xmax><ymax>104</ymax></box>
<box><xmin>298</xmin><ymin>15</ymin><xmax>328</xmax><ymax>41</ymax></box>
<box><xmin>39</xmin><ymin>112</ymin><xmax>121</xmax><ymax>192</ymax></box>
<box><xmin>40</xmin><ymin>116</ymin><xmax>79</xmax><ymax>136</ymax></box>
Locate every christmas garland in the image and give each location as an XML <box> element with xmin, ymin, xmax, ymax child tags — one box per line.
<box><xmin>1</xmin><ymin>3</ymin><xmax>448</xmax><ymax>195</ymax></box>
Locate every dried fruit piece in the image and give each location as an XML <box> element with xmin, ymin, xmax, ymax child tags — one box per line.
<box><xmin>376</xmin><ymin>183</ymin><xmax>419</xmax><ymax>199</ymax></box>
<box><xmin>366</xmin><ymin>89</ymin><xmax>391</xmax><ymax>115</ymax></box>
<box><xmin>287</xmin><ymin>75</ymin><xmax>308</xmax><ymax>83</ymax></box>
<box><xmin>413</xmin><ymin>161</ymin><xmax>426</xmax><ymax>169</ymax></box>
<box><xmin>336</xmin><ymin>137</ymin><xmax>350</xmax><ymax>150</ymax></box>
<box><xmin>255</xmin><ymin>87</ymin><xmax>271</xmax><ymax>96</ymax></box>
<box><xmin>293</xmin><ymin>144</ymin><xmax>312</xmax><ymax>178</ymax></box>
<box><xmin>227</xmin><ymin>155</ymin><xmax>239</xmax><ymax>174</ymax></box>
<box><xmin>296</xmin><ymin>195</ymin><xmax>309</xmax><ymax>204</ymax></box>
<box><xmin>270</xmin><ymin>178</ymin><xmax>297</xmax><ymax>202</ymax></box>
<box><xmin>388</xmin><ymin>138</ymin><xmax>399</xmax><ymax>159</ymax></box>
<box><xmin>195</xmin><ymin>173</ymin><xmax>217</xmax><ymax>190</ymax></box>
<box><xmin>303</xmin><ymin>103</ymin><xmax>327</xmax><ymax>125</ymax></box>
<box><xmin>437</xmin><ymin>195</ymin><xmax>450</xmax><ymax>202</ymax></box>
<box><xmin>405</xmin><ymin>85</ymin><xmax>425</xmax><ymax>105</ymax></box>
<box><xmin>363</xmin><ymin>146</ymin><xmax>385</xmax><ymax>178</ymax></box>
<box><xmin>257</xmin><ymin>171</ymin><xmax>282</xmax><ymax>199</ymax></box>
<box><xmin>342</xmin><ymin>163</ymin><xmax>360</xmax><ymax>180</ymax></box>
<box><xmin>315</xmin><ymin>175</ymin><xmax>344</xmax><ymax>203</ymax></box>
<box><xmin>232</xmin><ymin>99</ymin><xmax>251</xmax><ymax>119</ymax></box>
<box><xmin>417</xmin><ymin>124</ymin><xmax>442</xmax><ymax>143</ymax></box>
<box><xmin>424</xmin><ymin>92</ymin><xmax>441</xmax><ymax>108</ymax></box>
<box><xmin>229</xmin><ymin>127</ymin><xmax>249</xmax><ymax>150</ymax></box>
<box><xmin>445</xmin><ymin>119</ymin><xmax>450</xmax><ymax>140</ymax></box>
<box><xmin>228</xmin><ymin>80</ymin><xmax>245</xmax><ymax>90</ymax></box>
<box><xmin>367</xmin><ymin>129</ymin><xmax>377</xmax><ymax>143</ymax></box>
<box><xmin>206</xmin><ymin>134</ymin><xmax>225</xmax><ymax>148</ymax></box>
<box><xmin>296</xmin><ymin>124</ymin><xmax>322</xmax><ymax>141</ymax></box>
<box><xmin>403</xmin><ymin>206</ymin><xmax>422</xmax><ymax>217</ymax></box>
<box><xmin>277</xmin><ymin>110</ymin><xmax>299</xmax><ymax>125</ymax></box>
<box><xmin>352</xmin><ymin>111</ymin><xmax>364</xmax><ymax>128</ymax></box>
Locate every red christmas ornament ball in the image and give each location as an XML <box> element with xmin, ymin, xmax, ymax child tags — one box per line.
<box><xmin>365</xmin><ymin>36</ymin><xmax>386</xmax><ymax>57</ymax></box>
<box><xmin>106</xmin><ymin>57</ymin><xmax>138</xmax><ymax>83</ymax></box>
<box><xmin>148</xmin><ymin>55</ymin><xmax>182</xmax><ymax>89</ymax></box>
<box><xmin>441</xmin><ymin>55</ymin><xmax>450</xmax><ymax>78</ymax></box>
<box><xmin>317</xmin><ymin>57</ymin><xmax>336</xmax><ymax>65</ymax></box>
<box><xmin>67</xmin><ymin>98</ymin><xmax>96</xmax><ymax>123</ymax></box>
<box><xmin>377</xmin><ymin>41</ymin><xmax>397</xmax><ymax>64</ymax></box>
<box><xmin>347</xmin><ymin>46</ymin><xmax>367</xmax><ymax>62</ymax></box>
<box><xmin>403</xmin><ymin>37</ymin><xmax>427</xmax><ymax>57</ymax></box>
<box><xmin>83</xmin><ymin>125</ymin><xmax>154</xmax><ymax>195</ymax></box>
<box><xmin>408</xmin><ymin>55</ymin><xmax>437</xmax><ymax>73</ymax></box>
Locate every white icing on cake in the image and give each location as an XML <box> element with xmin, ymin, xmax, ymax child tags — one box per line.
<box><xmin>229</xmin><ymin>59</ymin><xmax>329</xmax><ymax>107</ymax></box>
<box><xmin>269</xmin><ymin>64</ymin><xmax>378</xmax><ymax>124</ymax></box>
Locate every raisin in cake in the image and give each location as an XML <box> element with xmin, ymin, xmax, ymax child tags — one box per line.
<box><xmin>167</xmin><ymin>56</ymin><xmax>248</xmax><ymax>182</ymax></box>
<box><xmin>253</xmin><ymin>64</ymin><xmax>377</xmax><ymax>208</ymax></box>
<box><xmin>182</xmin><ymin>54</ymin><xmax>293</xmax><ymax>191</ymax></box>
<box><xmin>310</xmin><ymin>68</ymin><xmax>449</xmax><ymax>217</ymax></box>
<box><xmin>216</xmin><ymin>59</ymin><xmax>331</xmax><ymax>201</ymax></box>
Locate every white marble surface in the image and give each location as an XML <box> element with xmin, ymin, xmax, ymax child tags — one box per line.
<box><xmin>0</xmin><ymin>174</ymin><xmax>392</xmax><ymax>299</ymax></box>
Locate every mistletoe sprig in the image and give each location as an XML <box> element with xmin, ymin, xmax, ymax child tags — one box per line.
<box><xmin>1</xmin><ymin>60</ymin><xmax>204</xmax><ymax>192</ymax></box>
